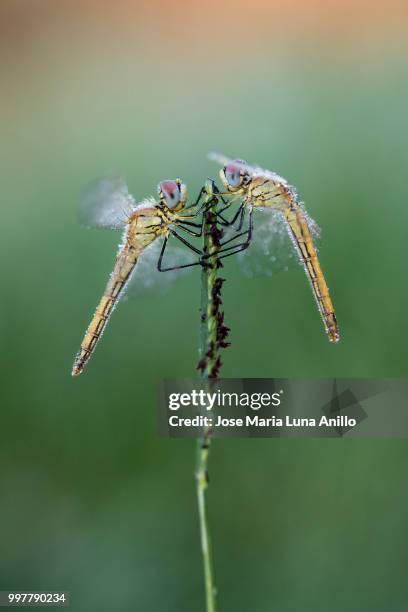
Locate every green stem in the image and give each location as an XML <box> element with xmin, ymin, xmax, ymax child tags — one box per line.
<box><xmin>198</xmin><ymin>181</ymin><xmax>230</xmax><ymax>379</ymax></box>
<box><xmin>199</xmin><ymin>202</ymin><xmax>218</xmax><ymax>378</ymax></box>
<box><xmin>196</xmin><ymin>437</ymin><xmax>216</xmax><ymax>612</ymax></box>
<box><xmin>196</xmin><ymin>182</ymin><xmax>229</xmax><ymax>612</ymax></box>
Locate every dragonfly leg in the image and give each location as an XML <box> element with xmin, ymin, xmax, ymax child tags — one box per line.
<box><xmin>158</xmin><ymin>260</ymin><xmax>204</xmax><ymax>271</ymax></box>
<box><xmin>235</xmin><ymin>204</ymin><xmax>246</xmax><ymax>231</ymax></box>
<box><xmin>178</xmin><ymin>181</ymin><xmax>230</xmax><ymax>233</ymax></box>
<box><xmin>176</xmin><ymin>218</ymin><xmax>204</xmax><ymax>237</ymax></box>
<box><xmin>169</xmin><ymin>228</ymin><xmax>203</xmax><ymax>255</ymax></box>
<box><xmin>181</xmin><ymin>185</ymin><xmax>214</xmax><ymax>215</ymax></box>
<box><xmin>208</xmin><ymin>181</ymin><xmax>233</xmax><ymax>208</ymax></box>
<box><xmin>193</xmin><ymin>185</ymin><xmax>208</xmax><ymax>209</ymax></box>
<box><xmin>218</xmin><ymin>242</ymin><xmax>251</xmax><ymax>260</ymax></box>
<box><xmin>189</xmin><ymin>180</ymin><xmax>232</xmax><ymax>220</ymax></box>
<box><xmin>157</xmin><ymin>235</ymin><xmax>205</xmax><ymax>272</ymax></box>
<box><xmin>215</xmin><ymin>207</ymin><xmax>254</xmax><ymax>259</ymax></box>
<box><xmin>214</xmin><ymin>204</ymin><xmax>237</xmax><ymax>226</ymax></box>
<box><xmin>210</xmin><ymin>198</ymin><xmax>246</xmax><ymax>227</ymax></box>
<box><xmin>178</xmin><ymin>202</ymin><xmax>239</xmax><ymax>235</ymax></box>
<box><xmin>217</xmin><ymin>194</ymin><xmax>230</xmax><ymax>207</ymax></box>
<box><xmin>198</xmin><ymin>206</ymin><xmax>252</xmax><ymax>262</ymax></box>
<box><xmin>180</xmin><ymin>181</ymin><xmax>237</xmax><ymax>228</ymax></box>
<box><xmin>221</xmin><ymin>202</ymin><xmax>245</xmax><ymax>228</ymax></box>
<box><xmin>178</xmin><ymin>181</ymin><xmax>244</xmax><ymax>240</ymax></box>
<box><xmin>178</xmin><ymin>219</ymin><xmax>202</xmax><ymax>228</ymax></box>
<box><xmin>207</xmin><ymin>182</ymin><xmax>240</xmax><ymax>225</ymax></box>
<box><xmin>219</xmin><ymin>230</ymin><xmax>248</xmax><ymax>248</ymax></box>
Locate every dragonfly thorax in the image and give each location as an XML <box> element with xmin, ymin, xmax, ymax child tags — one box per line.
<box><xmin>246</xmin><ymin>176</ymin><xmax>292</xmax><ymax>208</ymax></box>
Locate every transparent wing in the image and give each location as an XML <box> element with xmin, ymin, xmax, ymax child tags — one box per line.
<box><xmin>208</xmin><ymin>151</ymin><xmax>233</xmax><ymax>167</ymax></box>
<box><xmin>209</xmin><ymin>151</ymin><xmax>261</xmax><ymax>175</ymax></box>
<box><xmin>79</xmin><ymin>176</ymin><xmax>136</xmax><ymax>229</ymax></box>
<box><xmin>224</xmin><ymin>206</ymin><xmax>321</xmax><ymax>277</ymax></box>
<box><xmin>123</xmin><ymin>233</ymin><xmax>200</xmax><ymax>298</ymax></box>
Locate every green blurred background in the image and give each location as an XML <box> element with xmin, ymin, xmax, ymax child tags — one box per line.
<box><xmin>1</xmin><ymin>1</ymin><xmax>408</xmax><ymax>610</ymax></box>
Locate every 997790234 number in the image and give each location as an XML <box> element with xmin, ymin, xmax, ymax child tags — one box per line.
<box><xmin>0</xmin><ymin>592</ymin><xmax>68</xmax><ymax>607</ymax></box>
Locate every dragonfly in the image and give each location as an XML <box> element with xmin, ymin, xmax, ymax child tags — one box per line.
<box><xmin>72</xmin><ymin>177</ymin><xmax>214</xmax><ymax>376</ymax></box>
<box><xmin>208</xmin><ymin>152</ymin><xmax>340</xmax><ymax>343</ymax></box>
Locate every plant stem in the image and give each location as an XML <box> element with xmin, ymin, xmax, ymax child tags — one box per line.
<box><xmin>197</xmin><ymin>181</ymin><xmax>230</xmax><ymax>379</ymax></box>
<box><xmin>196</xmin><ymin>437</ymin><xmax>216</xmax><ymax>612</ymax></box>
<box><xmin>195</xmin><ymin>182</ymin><xmax>230</xmax><ymax>612</ymax></box>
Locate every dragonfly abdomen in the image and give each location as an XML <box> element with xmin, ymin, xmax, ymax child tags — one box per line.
<box><xmin>72</xmin><ymin>247</ymin><xmax>140</xmax><ymax>376</ymax></box>
<box><xmin>284</xmin><ymin>204</ymin><xmax>339</xmax><ymax>343</ymax></box>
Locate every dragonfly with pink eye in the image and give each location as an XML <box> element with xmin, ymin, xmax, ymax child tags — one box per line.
<box><xmin>208</xmin><ymin>152</ymin><xmax>340</xmax><ymax>343</ymax></box>
<box><xmin>71</xmin><ymin>176</ymin><xmax>246</xmax><ymax>376</ymax></box>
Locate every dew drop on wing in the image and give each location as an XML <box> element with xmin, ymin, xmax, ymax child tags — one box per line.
<box><xmin>232</xmin><ymin>207</ymin><xmax>321</xmax><ymax>277</ymax></box>
<box><xmin>79</xmin><ymin>176</ymin><xmax>135</xmax><ymax>229</ymax></box>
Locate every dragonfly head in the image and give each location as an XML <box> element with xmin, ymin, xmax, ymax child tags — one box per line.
<box><xmin>220</xmin><ymin>159</ymin><xmax>250</xmax><ymax>192</ymax></box>
<box><xmin>158</xmin><ymin>179</ymin><xmax>187</xmax><ymax>211</ymax></box>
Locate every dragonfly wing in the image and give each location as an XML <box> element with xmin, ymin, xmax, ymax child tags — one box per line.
<box><xmin>124</xmin><ymin>234</ymin><xmax>199</xmax><ymax>298</ymax></box>
<box><xmin>208</xmin><ymin>151</ymin><xmax>234</xmax><ymax>167</ymax></box>
<box><xmin>79</xmin><ymin>176</ymin><xmax>136</xmax><ymax>229</ymax></box>
<box><xmin>225</xmin><ymin>207</ymin><xmax>320</xmax><ymax>277</ymax></box>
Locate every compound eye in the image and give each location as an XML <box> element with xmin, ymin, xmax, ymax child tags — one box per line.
<box><xmin>160</xmin><ymin>180</ymin><xmax>180</xmax><ymax>208</ymax></box>
<box><xmin>224</xmin><ymin>163</ymin><xmax>242</xmax><ymax>188</ymax></box>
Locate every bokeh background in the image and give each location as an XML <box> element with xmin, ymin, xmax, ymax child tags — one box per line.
<box><xmin>1</xmin><ymin>1</ymin><xmax>408</xmax><ymax>610</ymax></box>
